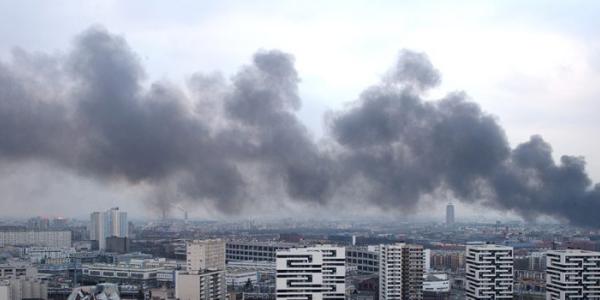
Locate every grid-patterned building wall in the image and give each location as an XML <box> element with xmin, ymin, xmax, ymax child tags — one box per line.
<box><xmin>465</xmin><ymin>244</ymin><xmax>513</xmax><ymax>300</ymax></box>
<box><xmin>276</xmin><ymin>246</ymin><xmax>345</xmax><ymax>300</ymax></box>
<box><xmin>546</xmin><ymin>250</ymin><xmax>600</xmax><ymax>300</ymax></box>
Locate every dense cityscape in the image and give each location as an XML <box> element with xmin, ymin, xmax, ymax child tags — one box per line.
<box><xmin>0</xmin><ymin>204</ymin><xmax>599</xmax><ymax>299</ymax></box>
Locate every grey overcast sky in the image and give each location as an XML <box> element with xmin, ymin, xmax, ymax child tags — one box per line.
<box><xmin>1</xmin><ymin>1</ymin><xmax>600</xmax><ymax>222</ymax></box>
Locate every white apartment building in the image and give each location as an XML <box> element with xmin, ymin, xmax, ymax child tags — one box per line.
<box><xmin>276</xmin><ymin>245</ymin><xmax>346</xmax><ymax>300</ymax></box>
<box><xmin>175</xmin><ymin>239</ymin><xmax>227</xmax><ymax>300</ymax></box>
<box><xmin>379</xmin><ymin>243</ymin><xmax>424</xmax><ymax>300</ymax></box>
<box><xmin>465</xmin><ymin>244</ymin><xmax>513</xmax><ymax>300</ymax></box>
<box><xmin>89</xmin><ymin>207</ymin><xmax>128</xmax><ymax>250</ymax></box>
<box><xmin>423</xmin><ymin>272</ymin><xmax>450</xmax><ymax>293</ymax></box>
<box><xmin>0</xmin><ymin>231</ymin><xmax>71</xmax><ymax>248</ymax></box>
<box><xmin>546</xmin><ymin>249</ymin><xmax>600</xmax><ymax>300</ymax></box>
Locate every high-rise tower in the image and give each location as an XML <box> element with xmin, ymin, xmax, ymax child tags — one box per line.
<box><xmin>89</xmin><ymin>207</ymin><xmax>128</xmax><ymax>250</ymax></box>
<box><xmin>546</xmin><ymin>250</ymin><xmax>600</xmax><ymax>300</ymax></box>
<box><xmin>446</xmin><ymin>203</ymin><xmax>455</xmax><ymax>225</ymax></box>
<box><xmin>379</xmin><ymin>243</ymin><xmax>424</xmax><ymax>300</ymax></box>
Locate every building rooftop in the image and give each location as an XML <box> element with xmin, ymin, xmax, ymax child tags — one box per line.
<box><xmin>547</xmin><ymin>249</ymin><xmax>600</xmax><ymax>255</ymax></box>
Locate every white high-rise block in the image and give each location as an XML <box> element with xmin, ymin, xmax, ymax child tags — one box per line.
<box><xmin>89</xmin><ymin>207</ymin><xmax>128</xmax><ymax>250</ymax></box>
<box><xmin>379</xmin><ymin>243</ymin><xmax>424</xmax><ymax>300</ymax></box>
<box><xmin>546</xmin><ymin>250</ymin><xmax>600</xmax><ymax>300</ymax></box>
<box><xmin>465</xmin><ymin>244</ymin><xmax>513</xmax><ymax>300</ymax></box>
<box><xmin>276</xmin><ymin>246</ymin><xmax>345</xmax><ymax>300</ymax></box>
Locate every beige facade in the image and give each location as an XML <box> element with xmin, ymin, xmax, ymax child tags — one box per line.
<box><xmin>186</xmin><ymin>239</ymin><xmax>225</xmax><ymax>273</ymax></box>
<box><xmin>175</xmin><ymin>270</ymin><xmax>225</xmax><ymax>300</ymax></box>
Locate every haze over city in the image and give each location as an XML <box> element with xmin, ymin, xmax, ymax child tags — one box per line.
<box><xmin>1</xmin><ymin>1</ymin><xmax>600</xmax><ymax>225</ymax></box>
<box><xmin>3</xmin><ymin>3</ymin><xmax>600</xmax><ymax>300</ymax></box>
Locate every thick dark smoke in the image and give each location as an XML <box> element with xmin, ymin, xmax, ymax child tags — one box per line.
<box><xmin>1</xmin><ymin>27</ymin><xmax>599</xmax><ymax>226</ymax></box>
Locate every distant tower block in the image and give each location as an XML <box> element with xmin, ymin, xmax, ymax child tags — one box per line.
<box><xmin>446</xmin><ymin>203</ymin><xmax>455</xmax><ymax>225</ymax></box>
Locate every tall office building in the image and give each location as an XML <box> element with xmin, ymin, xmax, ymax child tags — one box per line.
<box><xmin>379</xmin><ymin>243</ymin><xmax>424</xmax><ymax>300</ymax></box>
<box><xmin>546</xmin><ymin>250</ymin><xmax>600</xmax><ymax>300</ymax></box>
<box><xmin>176</xmin><ymin>239</ymin><xmax>226</xmax><ymax>300</ymax></box>
<box><xmin>445</xmin><ymin>203</ymin><xmax>455</xmax><ymax>225</ymax></box>
<box><xmin>465</xmin><ymin>244</ymin><xmax>513</xmax><ymax>300</ymax></box>
<box><xmin>276</xmin><ymin>246</ymin><xmax>346</xmax><ymax>300</ymax></box>
<box><xmin>89</xmin><ymin>207</ymin><xmax>127</xmax><ymax>250</ymax></box>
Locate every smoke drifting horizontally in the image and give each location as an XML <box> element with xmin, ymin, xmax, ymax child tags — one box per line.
<box><xmin>1</xmin><ymin>27</ymin><xmax>599</xmax><ymax>226</ymax></box>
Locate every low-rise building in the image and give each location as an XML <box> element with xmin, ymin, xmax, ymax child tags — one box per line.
<box><xmin>226</xmin><ymin>270</ymin><xmax>258</xmax><ymax>287</ymax></box>
<box><xmin>81</xmin><ymin>258</ymin><xmax>179</xmax><ymax>288</ymax></box>
<box><xmin>25</xmin><ymin>247</ymin><xmax>76</xmax><ymax>264</ymax></box>
<box><xmin>423</xmin><ymin>273</ymin><xmax>450</xmax><ymax>300</ymax></box>
<box><xmin>0</xmin><ymin>230</ymin><xmax>71</xmax><ymax>248</ymax></box>
<box><xmin>347</xmin><ymin>246</ymin><xmax>379</xmax><ymax>274</ymax></box>
<box><xmin>0</xmin><ymin>262</ymin><xmax>37</xmax><ymax>278</ymax></box>
<box><xmin>226</xmin><ymin>241</ymin><xmax>297</xmax><ymax>262</ymax></box>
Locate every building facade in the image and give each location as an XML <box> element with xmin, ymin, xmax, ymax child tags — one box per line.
<box><xmin>187</xmin><ymin>239</ymin><xmax>226</xmax><ymax>272</ymax></box>
<box><xmin>347</xmin><ymin>246</ymin><xmax>379</xmax><ymax>274</ymax></box>
<box><xmin>0</xmin><ymin>262</ymin><xmax>37</xmax><ymax>278</ymax></box>
<box><xmin>545</xmin><ymin>249</ymin><xmax>600</xmax><ymax>300</ymax></box>
<box><xmin>0</xmin><ymin>230</ymin><xmax>71</xmax><ymax>248</ymax></box>
<box><xmin>423</xmin><ymin>273</ymin><xmax>450</xmax><ymax>300</ymax></box>
<box><xmin>105</xmin><ymin>236</ymin><xmax>130</xmax><ymax>254</ymax></box>
<box><xmin>89</xmin><ymin>207</ymin><xmax>128</xmax><ymax>250</ymax></box>
<box><xmin>465</xmin><ymin>244</ymin><xmax>513</xmax><ymax>300</ymax></box>
<box><xmin>25</xmin><ymin>247</ymin><xmax>76</xmax><ymax>264</ymax></box>
<box><xmin>379</xmin><ymin>243</ymin><xmax>424</xmax><ymax>300</ymax></box>
<box><xmin>175</xmin><ymin>270</ymin><xmax>226</xmax><ymax>300</ymax></box>
<box><xmin>175</xmin><ymin>239</ymin><xmax>227</xmax><ymax>300</ymax></box>
<box><xmin>276</xmin><ymin>246</ymin><xmax>346</xmax><ymax>300</ymax></box>
<box><xmin>226</xmin><ymin>241</ymin><xmax>296</xmax><ymax>262</ymax></box>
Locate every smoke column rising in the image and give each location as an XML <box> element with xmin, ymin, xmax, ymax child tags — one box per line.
<box><xmin>0</xmin><ymin>27</ymin><xmax>599</xmax><ymax>226</ymax></box>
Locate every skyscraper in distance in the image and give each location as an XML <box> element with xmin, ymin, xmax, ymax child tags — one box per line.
<box><xmin>89</xmin><ymin>207</ymin><xmax>128</xmax><ymax>250</ymax></box>
<box><xmin>446</xmin><ymin>203</ymin><xmax>455</xmax><ymax>225</ymax></box>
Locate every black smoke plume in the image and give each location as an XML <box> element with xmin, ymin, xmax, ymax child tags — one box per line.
<box><xmin>0</xmin><ymin>27</ymin><xmax>599</xmax><ymax>226</ymax></box>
